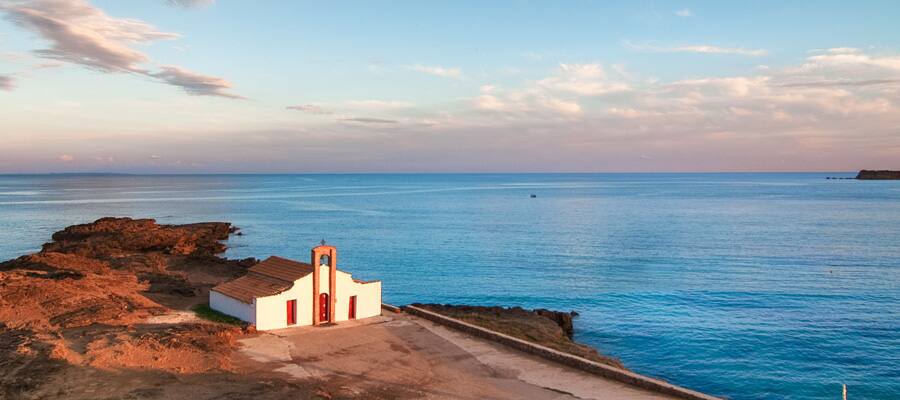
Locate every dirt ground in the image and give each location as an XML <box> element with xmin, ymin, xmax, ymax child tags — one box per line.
<box><xmin>234</xmin><ymin>312</ymin><xmax>677</xmax><ymax>400</ymax></box>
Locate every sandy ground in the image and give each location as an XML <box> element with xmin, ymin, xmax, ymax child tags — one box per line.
<box><xmin>235</xmin><ymin>312</ymin><xmax>677</xmax><ymax>400</ymax></box>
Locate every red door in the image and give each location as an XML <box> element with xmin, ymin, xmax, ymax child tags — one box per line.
<box><xmin>319</xmin><ymin>293</ymin><xmax>329</xmax><ymax>322</ymax></box>
<box><xmin>349</xmin><ymin>295</ymin><xmax>357</xmax><ymax>320</ymax></box>
<box><xmin>286</xmin><ymin>299</ymin><xmax>296</xmax><ymax>325</ymax></box>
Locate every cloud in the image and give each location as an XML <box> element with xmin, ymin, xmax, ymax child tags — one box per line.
<box><xmin>287</xmin><ymin>99</ymin><xmax>414</xmax><ymax>118</ymax></box>
<box><xmin>0</xmin><ymin>0</ymin><xmax>240</xmax><ymax>98</ymax></box>
<box><xmin>605</xmin><ymin>50</ymin><xmax>900</xmax><ymax>126</ymax></box>
<box><xmin>149</xmin><ymin>154</ymin><xmax>162</xmax><ymax>159</ymax></box>
<box><xmin>409</xmin><ymin>64</ymin><xmax>462</xmax><ymax>78</ymax></box>
<box><xmin>345</xmin><ymin>100</ymin><xmax>414</xmax><ymax>110</ymax></box>
<box><xmin>0</xmin><ymin>52</ymin><xmax>27</xmax><ymax>62</ymax></box>
<box><xmin>0</xmin><ymin>75</ymin><xmax>14</xmax><ymax>90</ymax></box>
<box><xmin>779</xmin><ymin>78</ymin><xmax>900</xmax><ymax>88</ymax></box>
<box><xmin>339</xmin><ymin>117</ymin><xmax>399</xmax><ymax>124</ymax></box>
<box><xmin>671</xmin><ymin>45</ymin><xmax>768</xmax><ymax>57</ymax></box>
<box><xmin>454</xmin><ymin>47</ymin><xmax>900</xmax><ymax>170</ymax></box>
<box><xmin>536</xmin><ymin>96</ymin><xmax>582</xmax><ymax>116</ymax></box>
<box><xmin>538</xmin><ymin>63</ymin><xmax>630</xmax><ymax>96</ymax></box>
<box><xmin>675</xmin><ymin>8</ymin><xmax>692</xmax><ymax>17</ymax></box>
<box><xmin>166</xmin><ymin>0</ymin><xmax>215</xmax><ymax>8</ymax></box>
<box><xmin>607</xmin><ymin>107</ymin><xmax>664</xmax><ymax>119</ymax></box>
<box><xmin>471</xmin><ymin>63</ymin><xmax>627</xmax><ymax>117</ymax></box>
<box><xmin>33</xmin><ymin>61</ymin><xmax>63</xmax><ymax>69</ymax></box>
<box><xmin>473</xmin><ymin>93</ymin><xmax>505</xmax><ymax>111</ymax></box>
<box><xmin>150</xmin><ymin>65</ymin><xmax>243</xmax><ymax>99</ymax></box>
<box><xmin>8</xmin><ymin>40</ymin><xmax>900</xmax><ymax>172</ymax></box>
<box><xmin>823</xmin><ymin>47</ymin><xmax>860</xmax><ymax>55</ymax></box>
<box><xmin>1</xmin><ymin>0</ymin><xmax>177</xmax><ymax>73</ymax></box>
<box><xmin>16</xmin><ymin>44</ymin><xmax>900</xmax><ymax>173</ymax></box>
<box><xmin>472</xmin><ymin>85</ymin><xmax>583</xmax><ymax>117</ymax></box>
<box><xmin>623</xmin><ymin>41</ymin><xmax>768</xmax><ymax>56</ymax></box>
<box><xmin>57</xmin><ymin>154</ymin><xmax>74</xmax><ymax>162</ymax></box>
<box><xmin>666</xmin><ymin>76</ymin><xmax>768</xmax><ymax>97</ymax></box>
<box><xmin>482</xmin><ymin>92</ymin><xmax>583</xmax><ymax>116</ymax></box>
<box><xmin>286</xmin><ymin>104</ymin><xmax>334</xmax><ymax>115</ymax></box>
<box><xmin>802</xmin><ymin>51</ymin><xmax>900</xmax><ymax>72</ymax></box>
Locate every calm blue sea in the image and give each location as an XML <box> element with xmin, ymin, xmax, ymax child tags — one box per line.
<box><xmin>0</xmin><ymin>173</ymin><xmax>897</xmax><ymax>399</ymax></box>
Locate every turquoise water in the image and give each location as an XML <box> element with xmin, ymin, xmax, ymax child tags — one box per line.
<box><xmin>0</xmin><ymin>173</ymin><xmax>897</xmax><ymax>399</ymax></box>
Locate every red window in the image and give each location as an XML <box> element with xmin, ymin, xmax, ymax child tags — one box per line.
<box><xmin>286</xmin><ymin>299</ymin><xmax>296</xmax><ymax>325</ymax></box>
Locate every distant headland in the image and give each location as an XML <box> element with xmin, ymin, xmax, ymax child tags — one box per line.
<box><xmin>826</xmin><ymin>170</ymin><xmax>900</xmax><ymax>180</ymax></box>
<box><xmin>855</xmin><ymin>170</ymin><xmax>900</xmax><ymax>180</ymax></box>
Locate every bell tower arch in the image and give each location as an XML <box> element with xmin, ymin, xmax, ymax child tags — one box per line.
<box><xmin>311</xmin><ymin>242</ymin><xmax>337</xmax><ymax>325</ymax></box>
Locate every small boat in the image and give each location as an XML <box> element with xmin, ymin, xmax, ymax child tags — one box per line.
<box><xmin>530</xmin><ymin>194</ymin><xmax>537</xmax><ymax>198</ymax></box>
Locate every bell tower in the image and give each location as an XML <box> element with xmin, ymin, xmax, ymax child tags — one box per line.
<box><xmin>311</xmin><ymin>242</ymin><xmax>337</xmax><ymax>325</ymax></box>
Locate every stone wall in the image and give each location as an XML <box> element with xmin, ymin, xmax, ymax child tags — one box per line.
<box><xmin>402</xmin><ymin>304</ymin><xmax>721</xmax><ymax>400</ymax></box>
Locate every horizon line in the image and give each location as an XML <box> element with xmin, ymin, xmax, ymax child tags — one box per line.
<box><xmin>0</xmin><ymin>170</ymin><xmax>866</xmax><ymax>176</ymax></box>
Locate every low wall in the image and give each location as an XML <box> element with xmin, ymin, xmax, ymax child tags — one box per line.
<box><xmin>381</xmin><ymin>303</ymin><xmax>402</xmax><ymax>313</ymax></box>
<box><xmin>403</xmin><ymin>305</ymin><xmax>721</xmax><ymax>400</ymax></box>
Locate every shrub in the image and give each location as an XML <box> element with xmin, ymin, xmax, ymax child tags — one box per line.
<box><xmin>192</xmin><ymin>303</ymin><xmax>244</xmax><ymax>326</ymax></box>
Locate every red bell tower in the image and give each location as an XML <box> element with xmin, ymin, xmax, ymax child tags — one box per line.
<box><xmin>311</xmin><ymin>242</ymin><xmax>337</xmax><ymax>325</ymax></box>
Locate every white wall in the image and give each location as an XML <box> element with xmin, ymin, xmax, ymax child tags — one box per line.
<box><xmin>322</xmin><ymin>266</ymin><xmax>382</xmax><ymax>323</ymax></box>
<box><xmin>254</xmin><ymin>274</ymin><xmax>313</xmax><ymax>331</ymax></box>
<box><xmin>254</xmin><ymin>265</ymin><xmax>382</xmax><ymax>330</ymax></box>
<box><xmin>209</xmin><ymin>290</ymin><xmax>255</xmax><ymax>324</ymax></box>
<box><xmin>354</xmin><ymin>279</ymin><xmax>382</xmax><ymax>320</ymax></box>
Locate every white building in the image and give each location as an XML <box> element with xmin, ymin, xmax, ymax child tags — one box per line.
<box><xmin>210</xmin><ymin>244</ymin><xmax>382</xmax><ymax>330</ymax></box>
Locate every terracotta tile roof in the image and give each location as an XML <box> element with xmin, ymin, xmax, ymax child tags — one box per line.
<box><xmin>211</xmin><ymin>272</ymin><xmax>292</xmax><ymax>304</ymax></box>
<box><xmin>249</xmin><ymin>256</ymin><xmax>315</xmax><ymax>282</ymax></box>
<box><xmin>212</xmin><ymin>256</ymin><xmax>316</xmax><ymax>303</ymax></box>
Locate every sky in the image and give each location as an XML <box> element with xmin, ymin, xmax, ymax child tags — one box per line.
<box><xmin>1</xmin><ymin>0</ymin><xmax>899</xmax><ymax>173</ymax></box>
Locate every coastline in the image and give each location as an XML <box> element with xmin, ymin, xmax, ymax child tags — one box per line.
<box><xmin>0</xmin><ymin>217</ymin><xmax>714</xmax><ymax>399</ymax></box>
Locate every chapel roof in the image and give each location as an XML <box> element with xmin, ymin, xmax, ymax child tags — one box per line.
<box><xmin>248</xmin><ymin>255</ymin><xmax>315</xmax><ymax>282</ymax></box>
<box><xmin>211</xmin><ymin>256</ymin><xmax>314</xmax><ymax>303</ymax></box>
<box><xmin>210</xmin><ymin>272</ymin><xmax>293</xmax><ymax>303</ymax></box>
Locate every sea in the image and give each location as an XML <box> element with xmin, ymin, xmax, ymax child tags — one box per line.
<box><xmin>0</xmin><ymin>173</ymin><xmax>897</xmax><ymax>400</ymax></box>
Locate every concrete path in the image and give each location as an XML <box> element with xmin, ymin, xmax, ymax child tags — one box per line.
<box><xmin>413</xmin><ymin>314</ymin><xmax>676</xmax><ymax>400</ymax></box>
<box><xmin>235</xmin><ymin>312</ymin><xmax>678</xmax><ymax>399</ymax></box>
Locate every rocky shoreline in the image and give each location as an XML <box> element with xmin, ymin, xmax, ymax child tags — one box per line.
<box><xmin>0</xmin><ymin>218</ymin><xmax>338</xmax><ymax>399</ymax></box>
<box><xmin>0</xmin><ymin>217</ymin><xmax>624</xmax><ymax>399</ymax></box>
<box><xmin>411</xmin><ymin>303</ymin><xmax>624</xmax><ymax>368</ymax></box>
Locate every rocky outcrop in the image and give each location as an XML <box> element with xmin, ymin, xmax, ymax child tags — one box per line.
<box><xmin>534</xmin><ymin>308</ymin><xmax>575</xmax><ymax>338</ymax></box>
<box><xmin>411</xmin><ymin>303</ymin><xmax>623</xmax><ymax>368</ymax></box>
<box><xmin>44</xmin><ymin>217</ymin><xmax>235</xmax><ymax>257</ymax></box>
<box><xmin>0</xmin><ymin>217</ymin><xmax>255</xmax><ymax>399</ymax></box>
<box><xmin>0</xmin><ymin>252</ymin><xmax>157</xmax><ymax>331</ymax></box>
<box><xmin>856</xmin><ymin>170</ymin><xmax>900</xmax><ymax>180</ymax></box>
